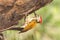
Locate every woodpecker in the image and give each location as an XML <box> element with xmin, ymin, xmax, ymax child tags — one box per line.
<box><xmin>9</xmin><ymin>12</ymin><xmax>42</xmax><ymax>33</ymax></box>
<box><xmin>9</xmin><ymin>15</ymin><xmax>42</xmax><ymax>33</ymax></box>
<box><xmin>20</xmin><ymin>15</ymin><xmax>42</xmax><ymax>32</ymax></box>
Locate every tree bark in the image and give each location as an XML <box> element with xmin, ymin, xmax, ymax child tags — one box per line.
<box><xmin>0</xmin><ymin>0</ymin><xmax>53</xmax><ymax>32</ymax></box>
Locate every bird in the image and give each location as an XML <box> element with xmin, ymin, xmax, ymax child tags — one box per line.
<box><xmin>9</xmin><ymin>12</ymin><xmax>42</xmax><ymax>33</ymax></box>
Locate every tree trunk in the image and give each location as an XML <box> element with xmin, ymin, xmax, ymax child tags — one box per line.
<box><xmin>0</xmin><ymin>0</ymin><xmax>53</xmax><ymax>32</ymax></box>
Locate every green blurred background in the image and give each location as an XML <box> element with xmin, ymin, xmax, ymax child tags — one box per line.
<box><xmin>3</xmin><ymin>0</ymin><xmax>60</xmax><ymax>40</ymax></box>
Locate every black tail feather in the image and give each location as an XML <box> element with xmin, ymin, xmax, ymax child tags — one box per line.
<box><xmin>8</xmin><ymin>27</ymin><xmax>24</xmax><ymax>31</ymax></box>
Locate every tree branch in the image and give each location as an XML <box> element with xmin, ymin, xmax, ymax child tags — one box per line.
<box><xmin>0</xmin><ymin>0</ymin><xmax>53</xmax><ymax>32</ymax></box>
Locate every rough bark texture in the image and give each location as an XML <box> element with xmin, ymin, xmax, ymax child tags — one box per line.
<box><xmin>0</xmin><ymin>0</ymin><xmax>53</xmax><ymax>32</ymax></box>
